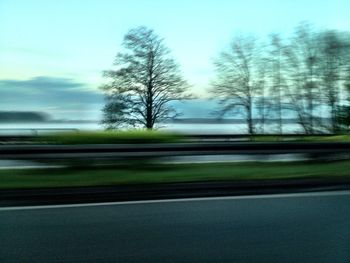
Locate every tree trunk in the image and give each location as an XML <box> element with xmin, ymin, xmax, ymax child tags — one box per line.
<box><xmin>276</xmin><ymin>57</ymin><xmax>283</xmax><ymax>135</ymax></box>
<box><xmin>308</xmin><ymin>59</ymin><xmax>315</xmax><ymax>134</ymax></box>
<box><xmin>146</xmin><ymin>84</ymin><xmax>153</xmax><ymax>129</ymax></box>
<box><xmin>146</xmin><ymin>103</ymin><xmax>153</xmax><ymax>129</ymax></box>
<box><xmin>247</xmin><ymin>103</ymin><xmax>254</xmax><ymax>135</ymax></box>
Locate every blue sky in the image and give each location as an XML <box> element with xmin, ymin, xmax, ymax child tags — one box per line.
<box><xmin>1</xmin><ymin>0</ymin><xmax>350</xmax><ymax>120</ymax></box>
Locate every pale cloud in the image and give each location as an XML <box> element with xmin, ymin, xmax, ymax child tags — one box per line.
<box><xmin>0</xmin><ymin>76</ymin><xmax>103</xmax><ymax>119</ymax></box>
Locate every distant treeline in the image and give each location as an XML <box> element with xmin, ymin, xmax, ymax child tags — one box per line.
<box><xmin>211</xmin><ymin>23</ymin><xmax>350</xmax><ymax>134</ymax></box>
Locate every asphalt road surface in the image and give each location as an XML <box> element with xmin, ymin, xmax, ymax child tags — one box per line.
<box><xmin>1</xmin><ymin>191</ymin><xmax>350</xmax><ymax>263</ymax></box>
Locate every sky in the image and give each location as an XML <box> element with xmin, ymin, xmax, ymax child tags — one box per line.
<box><xmin>1</xmin><ymin>0</ymin><xmax>350</xmax><ymax>120</ymax></box>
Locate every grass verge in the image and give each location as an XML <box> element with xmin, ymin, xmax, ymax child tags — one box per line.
<box><xmin>1</xmin><ymin>161</ymin><xmax>350</xmax><ymax>189</ymax></box>
<box><xmin>32</xmin><ymin>130</ymin><xmax>350</xmax><ymax>145</ymax></box>
<box><xmin>37</xmin><ymin>130</ymin><xmax>181</xmax><ymax>144</ymax></box>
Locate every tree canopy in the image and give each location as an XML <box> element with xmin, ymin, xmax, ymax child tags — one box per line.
<box><xmin>101</xmin><ymin>26</ymin><xmax>190</xmax><ymax>130</ymax></box>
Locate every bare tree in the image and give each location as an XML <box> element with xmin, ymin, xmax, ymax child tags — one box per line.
<box><xmin>336</xmin><ymin>42</ymin><xmax>350</xmax><ymax>132</ymax></box>
<box><xmin>101</xmin><ymin>94</ymin><xmax>130</xmax><ymax>129</ymax></box>
<box><xmin>101</xmin><ymin>26</ymin><xmax>190</xmax><ymax>129</ymax></box>
<box><xmin>268</xmin><ymin>33</ymin><xmax>285</xmax><ymax>134</ymax></box>
<box><xmin>318</xmin><ymin>30</ymin><xmax>342</xmax><ymax>132</ymax></box>
<box><xmin>255</xmin><ymin>56</ymin><xmax>270</xmax><ymax>133</ymax></box>
<box><xmin>317</xmin><ymin>30</ymin><xmax>350</xmax><ymax>132</ymax></box>
<box><xmin>283</xmin><ymin>23</ymin><xmax>320</xmax><ymax>133</ymax></box>
<box><xmin>211</xmin><ymin>35</ymin><xmax>260</xmax><ymax>134</ymax></box>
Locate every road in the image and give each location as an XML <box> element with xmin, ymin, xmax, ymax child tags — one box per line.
<box><xmin>1</xmin><ymin>191</ymin><xmax>350</xmax><ymax>263</ymax></box>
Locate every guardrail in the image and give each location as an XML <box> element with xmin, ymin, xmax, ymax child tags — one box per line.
<box><xmin>0</xmin><ymin>142</ymin><xmax>349</xmax><ymax>160</ymax></box>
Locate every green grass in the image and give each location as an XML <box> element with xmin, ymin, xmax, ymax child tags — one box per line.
<box><xmin>37</xmin><ymin>130</ymin><xmax>181</xmax><ymax>144</ymax></box>
<box><xmin>1</xmin><ymin>161</ymin><xmax>350</xmax><ymax>189</ymax></box>
<box><xmin>36</xmin><ymin>132</ymin><xmax>350</xmax><ymax>145</ymax></box>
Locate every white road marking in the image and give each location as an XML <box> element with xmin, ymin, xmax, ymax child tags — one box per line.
<box><xmin>1</xmin><ymin>190</ymin><xmax>350</xmax><ymax>211</ymax></box>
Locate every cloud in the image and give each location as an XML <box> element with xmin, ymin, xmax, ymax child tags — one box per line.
<box><xmin>1</xmin><ymin>76</ymin><xmax>84</xmax><ymax>90</ymax></box>
<box><xmin>0</xmin><ymin>76</ymin><xmax>103</xmax><ymax>119</ymax></box>
<box><xmin>0</xmin><ymin>76</ymin><xmax>102</xmax><ymax>102</ymax></box>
